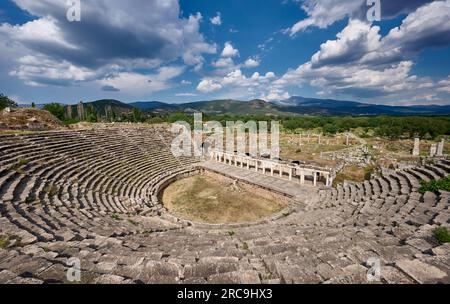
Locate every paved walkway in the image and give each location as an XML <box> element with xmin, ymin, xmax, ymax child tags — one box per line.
<box><xmin>198</xmin><ymin>161</ymin><xmax>318</xmax><ymax>202</ymax></box>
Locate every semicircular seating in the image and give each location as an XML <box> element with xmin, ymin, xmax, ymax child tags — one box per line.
<box><xmin>0</xmin><ymin>126</ymin><xmax>449</xmax><ymax>284</ymax></box>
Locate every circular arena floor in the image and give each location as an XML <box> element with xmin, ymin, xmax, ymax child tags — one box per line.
<box><xmin>160</xmin><ymin>170</ymin><xmax>291</xmax><ymax>224</ymax></box>
<box><xmin>0</xmin><ymin>125</ymin><xmax>449</xmax><ymax>284</ymax></box>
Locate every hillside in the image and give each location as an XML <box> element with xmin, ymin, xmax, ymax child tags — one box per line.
<box><xmin>0</xmin><ymin>108</ymin><xmax>64</xmax><ymax>131</ymax></box>
<box><xmin>274</xmin><ymin>96</ymin><xmax>450</xmax><ymax>115</ymax></box>
<box><xmin>61</xmin><ymin>96</ymin><xmax>450</xmax><ymax>118</ymax></box>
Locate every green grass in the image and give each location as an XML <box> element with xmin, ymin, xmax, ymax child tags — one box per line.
<box><xmin>419</xmin><ymin>176</ymin><xmax>450</xmax><ymax>194</ymax></box>
<box><xmin>127</xmin><ymin>219</ymin><xmax>138</xmax><ymax>226</ymax></box>
<box><xmin>0</xmin><ymin>235</ymin><xmax>21</xmax><ymax>248</ymax></box>
<box><xmin>0</xmin><ymin>236</ymin><xmax>10</xmax><ymax>248</ymax></box>
<box><xmin>433</xmin><ymin>227</ymin><xmax>450</xmax><ymax>244</ymax></box>
<box><xmin>242</xmin><ymin>242</ymin><xmax>249</xmax><ymax>251</ymax></box>
<box><xmin>24</xmin><ymin>195</ymin><xmax>34</xmax><ymax>204</ymax></box>
<box><xmin>111</xmin><ymin>213</ymin><xmax>121</xmax><ymax>221</ymax></box>
<box><xmin>44</xmin><ymin>184</ymin><xmax>58</xmax><ymax>197</ymax></box>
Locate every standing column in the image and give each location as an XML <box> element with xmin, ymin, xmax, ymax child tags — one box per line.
<box><xmin>279</xmin><ymin>165</ymin><xmax>283</xmax><ymax>177</ymax></box>
<box><xmin>255</xmin><ymin>161</ymin><xmax>258</xmax><ymax>172</ymax></box>
<box><xmin>413</xmin><ymin>138</ymin><xmax>420</xmax><ymax>156</ymax></box>
<box><xmin>437</xmin><ymin>139</ymin><xmax>444</xmax><ymax>157</ymax></box>
<box><xmin>271</xmin><ymin>164</ymin><xmax>274</xmax><ymax>176</ymax></box>
<box><xmin>289</xmin><ymin>168</ymin><xmax>292</xmax><ymax>181</ymax></box>
<box><xmin>326</xmin><ymin>174</ymin><xmax>330</xmax><ymax>187</ymax></box>
<box><xmin>313</xmin><ymin>172</ymin><xmax>317</xmax><ymax>187</ymax></box>
<box><xmin>241</xmin><ymin>157</ymin><xmax>244</xmax><ymax>168</ymax></box>
<box><xmin>300</xmin><ymin>171</ymin><xmax>305</xmax><ymax>185</ymax></box>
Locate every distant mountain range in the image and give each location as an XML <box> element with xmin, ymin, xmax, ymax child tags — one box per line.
<box><xmin>25</xmin><ymin>96</ymin><xmax>450</xmax><ymax>117</ymax></box>
<box><xmin>271</xmin><ymin>96</ymin><xmax>450</xmax><ymax>115</ymax></box>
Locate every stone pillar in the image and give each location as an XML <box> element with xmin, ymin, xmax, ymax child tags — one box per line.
<box><xmin>65</xmin><ymin>105</ymin><xmax>72</xmax><ymax>119</ymax></box>
<box><xmin>77</xmin><ymin>101</ymin><xmax>85</xmax><ymax>120</ymax></box>
<box><xmin>255</xmin><ymin>161</ymin><xmax>258</xmax><ymax>172</ymax></box>
<box><xmin>430</xmin><ymin>144</ymin><xmax>437</xmax><ymax>157</ymax></box>
<box><xmin>326</xmin><ymin>175</ymin><xmax>330</xmax><ymax>187</ymax></box>
<box><xmin>279</xmin><ymin>165</ymin><xmax>283</xmax><ymax>177</ymax></box>
<box><xmin>412</xmin><ymin>138</ymin><xmax>420</xmax><ymax>156</ymax></box>
<box><xmin>437</xmin><ymin>139</ymin><xmax>444</xmax><ymax>156</ymax></box>
<box><xmin>240</xmin><ymin>157</ymin><xmax>244</xmax><ymax>168</ymax></box>
<box><xmin>300</xmin><ymin>171</ymin><xmax>305</xmax><ymax>185</ymax></box>
<box><xmin>289</xmin><ymin>168</ymin><xmax>292</xmax><ymax>181</ymax></box>
<box><xmin>346</xmin><ymin>134</ymin><xmax>349</xmax><ymax>146</ymax></box>
<box><xmin>313</xmin><ymin>172</ymin><xmax>317</xmax><ymax>187</ymax></box>
<box><xmin>270</xmin><ymin>164</ymin><xmax>274</xmax><ymax>176</ymax></box>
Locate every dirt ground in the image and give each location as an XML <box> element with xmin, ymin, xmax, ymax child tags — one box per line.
<box><xmin>162</xmin><ymin>173</ymin><xmax>289</xmax><ymax>224</ymax></box>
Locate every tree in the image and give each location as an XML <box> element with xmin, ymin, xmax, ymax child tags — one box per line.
<box><xmin>0</xmin><ymin>94</ymin><xmax>17</xmax><ymax>110</ymax></box>
<box><xmin>132</xmin><ymin>108</ymin><xmax>142</xmax><ymax>123</ymax></box>
<box><xmin>43</xmin><ymin>103</ymin><xmax>65</xmax><ymax>120</ymax></box>
<box><xmin>85</xmin><ymin>104</ymin><xmax>98</xmax><ymax>122</ymax></box>
<box><xmin>322</xmin><ymin>123</ymin><xmax>338</xmax><ymax>135</ymax></box>
<box><xmin>31</xmin><ymin>102</ymin><xmax>36</xmax><ymax>108</ymax></box>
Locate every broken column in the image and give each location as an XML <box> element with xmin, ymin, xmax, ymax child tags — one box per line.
<box><xmin>412</xmin><ymin>138</ymin><xmax>420</xmax><ymax>156</ymax></box>
<box><xmin>65</xmin><ymin>105</ymin><xmax>72</xmax><ymax>119</ymax></box>
<box><xmin>429</xmin><ymin>144</ymin><xmax>437</xmax><ymax>157</ymax></box>
<box><xmin>77</xmin><ymin>101</ymin><xmax>85</xmax><ymax>120</ymax></box>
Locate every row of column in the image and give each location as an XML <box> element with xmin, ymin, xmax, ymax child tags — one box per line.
<box><xmin>211</xmin><ymin>151</ymin><xmax>333</xmax><ymax>187</ymax></box>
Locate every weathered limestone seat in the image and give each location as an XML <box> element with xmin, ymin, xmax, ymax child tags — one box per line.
<box><xmin>0</xmin><ymin>127</ymin><xmax>449</xmax><ymax>284</ymax></box>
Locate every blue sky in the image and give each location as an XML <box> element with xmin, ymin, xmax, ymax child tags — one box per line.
<box><xmin>0</xmin><ymin>0</ymin><xmax>449</xmax><ymax>105</ymax></box>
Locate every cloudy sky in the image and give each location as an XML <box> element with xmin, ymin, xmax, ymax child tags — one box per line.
<box><xmin>0</xmin><ymin>0</ymin><xmax>450</xmax><ymax>105</ymax></box>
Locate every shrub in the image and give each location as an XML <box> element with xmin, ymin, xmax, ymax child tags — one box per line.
<box><xmin>43</xmin><ymin>103</ymin><xmax>65</xmax><ymax>121</ymax></box>
<box><xmin>111</xmin><ymin>213</ymin><xmax>121</xmax><ymax>221</ymax></box>
<box><xmin>419</xmin><ymin>176</ymin><xmax>450</xmax><ymax>194</ymax></box>
<box><xmin>433</xmin><ymin>227</ymin><xmax>450</xmax><ymax>244</ymax></box>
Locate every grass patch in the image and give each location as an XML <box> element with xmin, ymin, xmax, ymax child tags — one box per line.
<box><xmin>24</xmin><ymin>195</ymin><xmax>34</xmax><ymax>204</ymax></box>
<box><xmin>111</xmin><ymin>213</ymin><xmax>121</xmax><ymax>221</ymax></box>
<box><xmin>419</xmin><ymin>176</ymin><xmax>450</xmax><ymax>194</ymax></box>
<box><xmin>242</xmin><ymin>242</ymin><xmax>249</xmax><ymax>251</ymax></box>
<box><xmin>43</xmin><ymin>184</ymin><xmax>58</xmax><ymax>197</ymax></box>
<box><xmin>0</xmin><ymin>236</ymin><xmax>10</xmax><ymax>248</ymax></box>
<box><xmin>8</xmin><ymin>158</ymin><xmax>28</xmax><ymax>172</ymax></box>
<box><xmin>128</xmin><ymin>219</ymin><xmax>138</xmax><ymax>226</ymax></box>
<box><xmin>0</xmin><ymin>235</ymin><xmax>22</xmax><ymax>248</ymax></box>
<box><xmin>433</xmin><ymin>227</ymin><xmax>450</xmax><ymax>244</ymax></box>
